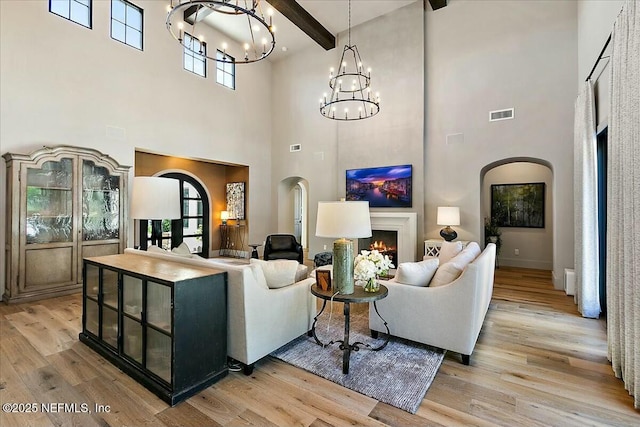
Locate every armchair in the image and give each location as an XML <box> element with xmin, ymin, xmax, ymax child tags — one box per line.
<box><xmin>264</xmin><ymin>234</ymin><xmax>304</xmax><ymax>264</ymax></box>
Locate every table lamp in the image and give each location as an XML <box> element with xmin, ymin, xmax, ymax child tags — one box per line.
<box><xmin>220</xmin><ymin>210</ymin><xmax>229</xmax><ymax>225</ymax></box>
<box><xmin>316</xmin><ymin>201</ymin><xmax>372</xmax><ymax>294</ymax></box>
<box><xmin>130</xmin><ymin>176</ymin><xmax>181</xmax><ymax>249</ymax></box>
<box><xmin>437</xmin><ymin>206</ymin><xmax>460</xmax><ymax>242</ymax></box>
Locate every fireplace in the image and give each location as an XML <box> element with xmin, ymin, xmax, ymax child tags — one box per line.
<box><xmin>356</xmin><ymin>212</ymin><xmax>417</xmax><ymax>265</ymax></box>
<box><xmin>359</xmin><ymin>230</ymin><xmax>398</xmax><ymax>264</ymax></box>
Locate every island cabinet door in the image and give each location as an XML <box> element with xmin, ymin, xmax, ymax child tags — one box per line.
<box><xmin>145</xmin><ymin>280</ymin><xmax>173</xmax><ymax>385</ymax></box>
<box><xmin>82</xmin><ymin>262</ymin><xmax>119</xmax><ymax>350</ymax></box>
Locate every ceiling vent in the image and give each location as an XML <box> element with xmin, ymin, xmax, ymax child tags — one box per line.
<box><xmin>489</xmin><ymin>108</ymin><xmax>514</xmax><ymax>122</ymax></box>
<box><xmin>290</xmin><ymin>144</ymin><xmax>302</xmax><ymax>152</ymax></box>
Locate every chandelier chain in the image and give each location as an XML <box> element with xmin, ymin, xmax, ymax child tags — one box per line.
<box><xmin>348</xmin><ymin>0</ymin><xmax>351</xmax><ymax>46</ymax></box>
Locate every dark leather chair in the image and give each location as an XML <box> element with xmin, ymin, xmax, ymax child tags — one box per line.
<box><xmin>263</xmin><ymin>234</ymin><xmax>304</xmax><ymax>264</ymax></box>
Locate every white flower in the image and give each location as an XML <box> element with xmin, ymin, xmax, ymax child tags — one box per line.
<box><xmin>354</xmin><ymin>249</ymin><xmax>395</xmax><ymax>279</ymax></box>
<box><xmin>354</xmin><ymin>259</ymin><xmax>376</xmax><ymax>281</ymax></box>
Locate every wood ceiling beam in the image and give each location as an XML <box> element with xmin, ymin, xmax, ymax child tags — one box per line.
<box><xmin>427</xmin><ymin>0</ymin><xmax>448</xmax><ymax>11</ymax></box>
<box><xmin>267</xmin><ymin>0</ymin><xmax>336</xmax><ymax>51</ymax></box>
<box><xmin>183</xmin><ymin>5</ymin><xmax>213</xmax><ymax>25</ymax></box>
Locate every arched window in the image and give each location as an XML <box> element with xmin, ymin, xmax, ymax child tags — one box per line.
<box><xmin>140</xmin><ymin>173</ymin><xmax>209</xmax><ymax>258</ymax></box>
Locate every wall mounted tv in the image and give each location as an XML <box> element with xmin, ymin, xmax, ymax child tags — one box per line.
<box><xmin>346</xmin><ymin>164</ymin><xmax>412</xmax><ymax>208</ymax></box>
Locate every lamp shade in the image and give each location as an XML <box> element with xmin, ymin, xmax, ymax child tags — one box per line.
<box><xmin>316</xmin><ymin>201</ymin><xmax>372</xmax><ymax>239</ymax></box>
<box><xmin>437</xmin><ymin>206</ymin><xmax>460</xmax><ymax>226</ymax></box>
<box><xmin>130</xmin><ymin>176</ymin><xmax>181</xmax><ymax>220</ymax></box>
<box><xmin>220</xmin><ymin>211</ymin><xmax>229</xmax><ymax>222</ymax></box>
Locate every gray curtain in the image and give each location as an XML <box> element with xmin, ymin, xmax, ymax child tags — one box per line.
<box><xmin>607</xmin><ymin>0</ymin><xmax>640</xmax><ymax>409</ymax></box>
<box><xmin>573</xmin><ymin>80</ymin><xmax>600</xmax><ymax>318</ymax></box>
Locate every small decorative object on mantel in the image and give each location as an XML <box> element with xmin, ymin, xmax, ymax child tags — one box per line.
<box><xmin>354</xmin><ymin>249</ymin><xmax>394</xmax><ymax>293</ymax></box>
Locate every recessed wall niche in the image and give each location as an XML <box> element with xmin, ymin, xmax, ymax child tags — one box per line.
<box><xmin>134</xmin><ymin>150</ymin><xmax>249</xmax><ymax>255</ymax></box>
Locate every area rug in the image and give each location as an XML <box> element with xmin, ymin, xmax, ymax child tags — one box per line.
<box><xmin>270</xmin><ymin>309</ymin><xmax>445</xmax><ymax>414</ymax></box>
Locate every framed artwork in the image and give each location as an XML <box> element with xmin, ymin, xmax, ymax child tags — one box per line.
<box><xmin>316</xmin><ymin>269</ymin><xmax>332</xmax><ymax>292</ymax></box>
<box><xmin>226</xmin><ymin>182</ymin><xmax>245</xmax><ymax>220</ymax></box>
<box><xmin>491</xmin><ymin>182</ymin><xmax>545</xmax><ymax>228</ymax></box>
<box><xmin>345</xmin><ymin>164</ymin><xmax>412</xmax><ymax>207</ymax></box>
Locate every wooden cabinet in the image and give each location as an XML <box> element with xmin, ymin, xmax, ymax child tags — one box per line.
<box><xmin>3</xmin><ymin>145</ymin><xmax>129</xmax><ymax>303</ymax></box>
<box><xmin>80</xmin><ymin>253</ymin><xmax>228</xmax><ymax>405</ymax></box>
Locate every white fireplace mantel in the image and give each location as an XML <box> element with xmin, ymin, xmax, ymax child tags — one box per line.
<box><xmin>361</xmin><ymin>212</ymin><xmax>417</xmax><ymax>264</ymax></box>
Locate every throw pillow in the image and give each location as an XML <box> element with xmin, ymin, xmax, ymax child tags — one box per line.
<box><xmin>147</xmin><ymin>245</ymin><xmax>167</xmax><ymax>254</ymax></box>
<box><xmin>430</xmin><ymin>242</ymin><xmax>481</xmax><ymax>287</ymax></box>
<box><xmin>171</xmin><ymin>242</ymin><xmax>192</xmax><ymax>257</ymax></box>
<box><xmin>250</xmin><ymin>259</ymin><xmax>299</xmax><ymax>289</ymax></box>
<box><xmin>248</xmin><ymin>264</ymin><xmax>269</xmax><ymax>290</ymax></box>
<box><xmin>394</xmin><ymin>258</ymin><xmax>440</xmax><ymax>287</ymax></box>
<box><xmin>439</xmin><ymin>241</ymin><xmax>463</xmax><ymax>264</ymax></box>
<box><xmin>461</xmin><ymin>241</ymin><xmax>481</xmax><ymax>260</ymax></box>
<box><xmin>429</xmin><ymin>261</ymin><xmax>464</xmax><ymax>287</ymax></box>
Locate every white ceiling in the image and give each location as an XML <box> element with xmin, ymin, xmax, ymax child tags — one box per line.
<box><xmin>200</xmin><ymin>0</ymin><xmax>417</xmax><ymax>61</ymax></box>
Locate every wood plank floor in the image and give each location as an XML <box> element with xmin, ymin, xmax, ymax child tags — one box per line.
<box><xmin>1</xmin><ymin>266</ymin><xmax>638</xmax><ymax>426</ymax></box>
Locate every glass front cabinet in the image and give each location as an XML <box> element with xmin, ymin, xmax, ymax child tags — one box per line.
<box><xmin>80</xmin><ymin>253</ymin><xmax>228</xmax><ymax>405</ymax></box>
<box><xmin>3</xmin><ymin>145</ymin><xmax>129</xmax><ymax>303</ymax></box>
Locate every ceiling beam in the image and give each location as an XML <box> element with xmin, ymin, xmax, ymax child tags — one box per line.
<box><xmin>427</xmin><ymin>0</ymin><xmax>448</xmax><ymax>11</ymax></box>
<box><xmin>183</xmin><ymin>5</ymin><xmax>214</xmax><ymax>25</ymax></box>
<box><xmin>268</xmin><ymin>0</ymin><xmax>335</xmax><ymax>51</ymax></box>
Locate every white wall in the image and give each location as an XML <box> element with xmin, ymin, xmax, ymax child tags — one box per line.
<box><xmin>483</xmin><ymin>162</ymin><xmax>554</xmax><ymax>270</ymax></box>
<box><xmin>0</xmin><ymin>0</ymin><xmax>273</xmax><ymax>286</ymax></box>
<box><xmin>271</xmin><ymin>1</ymin><xmax>425</xmax><ymax>260</ymax></box>
<box><xmin>425</xmin><ymin>0</ymin><xmax>577</xmax><ymax>288</ymax></box>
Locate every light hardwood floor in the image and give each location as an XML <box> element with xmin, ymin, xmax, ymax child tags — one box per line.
<box><xmin>1</xmin><ymin>267</ymin><xmax>638</xmax><ymax>426</ymax></box>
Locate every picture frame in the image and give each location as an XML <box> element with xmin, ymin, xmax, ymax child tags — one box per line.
<box><xmin>345</xmin><ymin>164</ymin><xmax>412</xmax><ymax>207</ymax></box>
<box><xmin>491</xmin><ymin>182</ymin><xmax>545</xmax><ymax>228</ymax></box>
<box><xmin>226</xmin><ymin>182</ymin><xmax>245</xmax><ymax>220</ymax></box>
<box><xmin>316</xmin><ymin>269</ymin><xmax>332</xmax><ymax>292</ymax></box>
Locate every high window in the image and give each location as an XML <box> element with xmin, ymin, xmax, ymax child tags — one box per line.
<box><xmin>49</xmin><ymin>0</ymin><xmax>92</xmax><ymax>28</ymax></box>
<box><xmin>141</xmin><ymin>173</ymin><xmax>209</xmax><ymax>257</ymax></box>
<box><xmin>216</xmin><ymin>50</ymin><xmax>235</xmax><ymax>90</ymax></box>
<box><xmin>111</xmin><ymin>0</ymin><xmax>143</xmax><ymax>50</ymax></box>
<box><xmin>184</xmin><ymin>33</ymin><xmax>206</xmax><ymax>77</ymax></box>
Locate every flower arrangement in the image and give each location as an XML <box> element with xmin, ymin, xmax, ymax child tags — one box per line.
<box><xmin>354</xmin><ymin>249</ymin><xmax>395</xmax><ymax>292</ymax></box>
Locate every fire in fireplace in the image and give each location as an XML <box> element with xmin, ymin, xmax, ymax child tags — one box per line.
<box><xmin>359</xmin><ymin>230</ymin><xmax>398</xmax><ymax>264</ymax></box>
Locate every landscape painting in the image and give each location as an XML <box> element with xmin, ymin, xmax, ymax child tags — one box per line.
<box><xmin>491</xmin><ymin>182</ymin><xmax>545</xmax><ymax>228</ymax></box>
<box><xmin>346</xmin><ymin>164</ymin><xmax>412</xmax><ymax>208</ymax></box>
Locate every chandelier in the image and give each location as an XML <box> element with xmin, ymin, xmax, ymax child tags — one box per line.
<box><xmin>166</xmin><ymin>0</ymin><xmax>276</xmax><ymax>64</ymax></box>
<box><xmin>319</xmin><ymin>0</ymin><xmax>380</xmax><ymax>121</ymax></box>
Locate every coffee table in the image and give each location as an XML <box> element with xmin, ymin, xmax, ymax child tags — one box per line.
<box><xmin>310</xmin><ymin>284</ymin><xmax>390</xmax><ymax>374</ymax></box>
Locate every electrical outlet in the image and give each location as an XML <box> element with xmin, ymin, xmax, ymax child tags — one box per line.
<box><xmin>323</xmin><ymin>245</ymin><xmax>327</xmax><ymax>250</ymax></box>
<box><xmin>515</xmin><ymin>248</ymin><xmax>520</xmax><ymax>256</ymax></box>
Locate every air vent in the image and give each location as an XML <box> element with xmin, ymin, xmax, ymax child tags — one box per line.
<box><xmin>489</xmin><ymin>108</ymin><xmax>514</xmax><ymax>122</ymax></box>
<box><xmin>290</xmin><ymin>144</ymin><xmax>301</xmax><ymax>152</ymax></box>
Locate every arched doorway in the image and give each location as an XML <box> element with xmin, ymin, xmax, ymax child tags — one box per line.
<box><xmin>277</xmin><ymin>177</ymin><xmax>309</xmax><ymax>249</ymax></box>
<box><xmin>480</xmin><ymin>158</ymin><xmax>554</xmax><ymax>270</ymax></box>
<box><xmin>139</xmin><ymin>172</ymin><xmax>210</xmax><ymax>258</ymax></box>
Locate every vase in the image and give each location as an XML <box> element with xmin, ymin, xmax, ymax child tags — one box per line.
<box><xmin>364</xmin><ymin>277</ymin><xmax>380</xmax><ymax>293</ymax></box>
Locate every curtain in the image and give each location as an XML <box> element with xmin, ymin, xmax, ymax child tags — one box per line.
<box><xmin>607</xmin><ymin>0</ymin><xmax>640</xmax><ymax>409</ymax></box>
<box><xmin>574</xmin><ymin>80</ymin><xmax>600</xmax><ymax>318</ymax></box>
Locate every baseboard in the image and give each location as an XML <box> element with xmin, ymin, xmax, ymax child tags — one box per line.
<box><xmin>499</xmin><ymin>257</ymin><xmax>553</xmax><ymax>271</ymax></box>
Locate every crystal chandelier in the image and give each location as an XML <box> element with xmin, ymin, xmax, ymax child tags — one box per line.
<box><xmin>319</xmin><ymin>0</ymin><xmax>380</xmax><ymax>121</ymax></box>
<box><xmin>166</xmin><ymin>0</ymin><xmax>276</xmax><ymax>64</ymax></box>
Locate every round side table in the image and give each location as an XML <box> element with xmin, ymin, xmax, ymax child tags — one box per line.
<box><xmin>310</xmin><ymin>284</ymin><xmax>390</xmax><ymax>374</ymax></box>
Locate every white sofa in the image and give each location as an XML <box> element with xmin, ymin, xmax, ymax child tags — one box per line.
<box><xmin>369</xmin><ymin>243</ymin><xmax>496</xmax><ymax>364</ymax></box>
<box><xmin>123</xmin><ymin>248</ymin><xmax>315</xmax><ymax>374</ymax></box>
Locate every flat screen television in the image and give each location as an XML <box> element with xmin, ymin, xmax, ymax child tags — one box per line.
<box><xmin>346</xmin><ymin>164</ymin><xmax>412</xmax><ymax>208</ymax></box>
